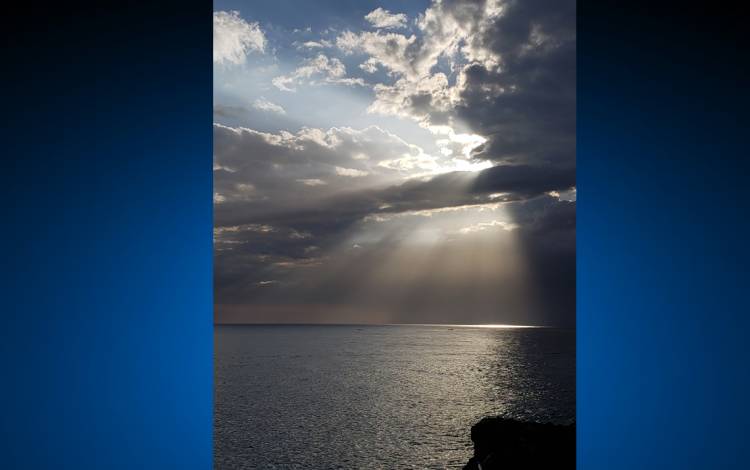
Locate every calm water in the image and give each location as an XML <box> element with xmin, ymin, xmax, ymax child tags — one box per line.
<box><xmin>215</xmin><ymin>325</ymin><xmax>575</xmax><ymax>469</ymax></box>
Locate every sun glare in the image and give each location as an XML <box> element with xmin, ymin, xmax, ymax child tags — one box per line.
<box><xmin>452</xmin><ymin>324</ymin><xmax>544</xmax><ymax>329</ymax></box>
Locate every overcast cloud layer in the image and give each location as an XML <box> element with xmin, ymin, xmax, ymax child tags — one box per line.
<box><xmin>213</xmin><ymin>0</ymin><xmax>575</xmax><ymax>326</ymax></box>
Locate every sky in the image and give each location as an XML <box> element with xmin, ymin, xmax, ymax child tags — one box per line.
<box><xmin>213</xmin><ymin>0</ymin><xmax>576</xmax><ymax>326</ymax></box>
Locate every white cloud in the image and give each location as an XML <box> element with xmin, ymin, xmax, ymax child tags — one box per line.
<box><xmin>364</xmin><ymin>8</ymin><xmax>408</xmax><ymax>30</ymax></box>
<box><xmin>252</xmin><ymin>98</ymin><xmax>286</xmax><ymax>114</ymax></box>
<box><xmin>337</xmin><ymin>30</ymin><xmax>418</xmax><ymax>78</ymax></box>
<box><xmin>297</xmin><ymin>178</ymin><xmax>328</xmax><ymax>186</ymax></box>
<box><xmin>335</xmin><ymin>0</ymin><xmax>507</xmax><ymax>128</ymax></box>
<box><xmin>548</xmin><ymin>188</ymin><xmax>577</xmax><ymax>202</ymax></box>
<box><xmin>459</xmin><ymin>220</ymin><xmax>519</xmax><ymax>234</ymax></box>
<box><xmin>334</xmin><ymin>166</ymin><xmax>369</xmax><ymax>177</ymax></box>
<box><xmin>272</xmin><ymin>54</ymin><xmax>365</xmax><ymax>92</ymax></box>
<box><xmin>368</xmin><ymin>73</ymin><xmax>457</xmax><ymax>126</ymax></box>
<box><xmin>359</xmin><ymin>58</ymin><xmax>379</xmax><ymax>73</ymax></box>
<box><xmin>377</xmin><ymin>153</ymin><xmax>441</xmax><ymax>173</ymax></box>
<box><xmin>213</xmin><ymin>11</ymin><xmax>266</xmax><ymax>65</ymax></box>
<box><xmin>298</xmin><ymin>40</ymin><xmax>332</xmax><ymax>49</ymax></box>
<box><xmin>434</xmin><ymin>129</ymin><xmax>487</xmax><ymax>160</ymax></box>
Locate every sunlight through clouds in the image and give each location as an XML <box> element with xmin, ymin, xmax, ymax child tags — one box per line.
<box><xmin>213</xmin><ymin>0</ymin><xmax>575</xmax><ymax>326</ymax></box>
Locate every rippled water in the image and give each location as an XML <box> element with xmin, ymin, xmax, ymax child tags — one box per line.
<box><xmin>215</xmin><ymin>325</ymin><xmax>575</xmax><ymax>469</ymax></box>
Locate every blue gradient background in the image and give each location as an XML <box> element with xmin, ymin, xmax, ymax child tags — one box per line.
<box><xmin>578</xmin><ymin>2</ymin><xmax>749</xmax><ymax>468</ymax></box>
<box><xmin>1</xmin><ymin>3</ymin><xmax>212</xmax><ymax>469</ymax></box>
<box><xmin>1</xmin><ymin>1</ymin><xmax>748</xmax><ymax>469</ymax></box>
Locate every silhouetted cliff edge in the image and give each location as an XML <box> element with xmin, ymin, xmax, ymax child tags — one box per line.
<box><xmin>462</xmin><ymin>417</ymin><xmax>575</xmax><ymax>469</ymax></box>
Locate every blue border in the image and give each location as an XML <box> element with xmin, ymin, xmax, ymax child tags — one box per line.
<box><xmin>1</xmin><ymin>3</ymin><xmax>212</xmax><ymax>469</ymax></box>
<box><xmin>578</xmin><ymin>2</ymin><xmax>749</xmax><ymax>468</ymax></box>
<box><xmin>2</xmin><ymin>2</ymin><xmax>749</xmax><ymax>469</ymax></box>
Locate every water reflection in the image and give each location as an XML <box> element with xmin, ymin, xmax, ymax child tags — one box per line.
<box><xmin>215</xmin><ymin>325</ymin><xmax>575</xmax><ymax>469</ymax></box>
<box><xmin>480</xmin><ymin>328</ymin><xmax>576</xmax><ymax>424</ymax></box>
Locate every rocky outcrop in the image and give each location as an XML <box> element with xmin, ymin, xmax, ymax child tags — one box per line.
<box><xmin>462</xmin><ymin>417</ymin><xmax>575</xmax><ymax>469</ymax></box>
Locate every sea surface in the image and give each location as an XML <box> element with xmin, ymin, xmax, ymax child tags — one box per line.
<box><xmin>215</xmin><ymin>324</ymin><xmax>575</xmax><ymax>469</ymax></box>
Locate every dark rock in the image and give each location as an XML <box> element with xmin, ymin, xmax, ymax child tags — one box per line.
<box><xmin>462</xmin><ymin>417</ymin><xmax>575</xmax><ymax>469</ymax></box>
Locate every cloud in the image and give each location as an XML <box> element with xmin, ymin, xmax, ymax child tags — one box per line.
<box><xmin>213</xmin><ymin>122</ymin><xmax>574</xmax><ymax>249</ymax></box>
<box><xmin>359</xmin><ymin>58</ymin><xmax>379</xmax><ymax>73</ymax></box>
<box><xmin>212</xmin><ymin>123</ymin><xmax>444</xmax><ymax>220</ymax></box>
<box><xmin>213</xmin><ymin>119</ymin><xmax>574</xmax><ymax>247</ymax></box>
<box><xmin>336</xmin><ymin>0</ymin><xmax>575</xmax><ymax>172</ymax></box>
<box><xmin>337</xmin><ymin>30</ymin><xmax>421</xmax><ymax>78</ymax></box>
<box><xmin>454</xmin><ymin>0</ymin><xmax>576</xmax><ymax>168</ymax></box>
<box><xmin>459</xmin><ymin>220</ymin><xmax>519</xmax><ymax>234</ymax></box>
<box><xmin>470</xmin><ymin>164</ymin><xmax>575</xmax><ymax>197</ymax></box>
<box><xmin>272</xmin><ymin>54</ymin><xmax>365</xmax><ymax>91</ymax></box>
<box><xmin>297</xmin><ymin>178</ymin><xmax>327</xmax><ymax>186</ymax></box>
<box><xmin>213</xmin><ymin>104</ymin><xmax>245</xmax><ymax>119</ymax></box>
<box><xmin>297</xmin><ymin>40</ymin><xmax>333</xmax><ymax>49</ymax></box>
<box><xmin>252</xmin><ymin>98</ymin><xmax>286</xmax><ymax>114</ymax></box>
<box><xmin>365</xmin><ymin>8</ymin><xmax>408</xmax><ymax>30</ymax></box>
<box><xmin>334</xmin><ymin>166</ymin><xmax>369</xmax><ymax>177</ymax></box>
<box><xmin>333</xmin><ymin>2</ymin><xmax>493</xmax><ymax>130</ymax></box>
<box><xmin>337</xmin><ymin>1</ymin><xmax>493</xmax><ymax>81</ymax></box>
<box><xmin>213</xmin><ymin>11</ymin><xmax>266</xmax><ymax>65</ymax></box>
<box><xmin>367</xmin><ymin>73</ymin><xmax>458</xmax><ymax>128</ymax></box>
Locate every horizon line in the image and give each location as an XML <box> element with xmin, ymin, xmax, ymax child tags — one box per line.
<box><xmin>213</xmin><ymin>322</ymin><xmax>569</xmax><ymax>329</ymax></box>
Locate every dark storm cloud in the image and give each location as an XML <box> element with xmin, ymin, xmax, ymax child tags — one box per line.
<box><xmin>215</xmin><ymin>160</ymin><xmax>574</xmax><ymax>239</ymax></box>
<box><xmin>457</xmin><ymin>0</ymin><xmax>576</xmax><ymax>168</ymax></box>
<box><xmin>470</xmin><ymin>164</ymin><xmax>575</xmax><ymax>196</ymax></box>
<box><xmin>215</xmin><ymin>159</ymin><xmax>573</xmax><ymax>232</ymax></box>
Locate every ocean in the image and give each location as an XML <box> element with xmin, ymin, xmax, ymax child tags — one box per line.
<box><xmin>215</xmin><ymin>324</ymin><xmax>575</xmax><ymax>469</ymax></box>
